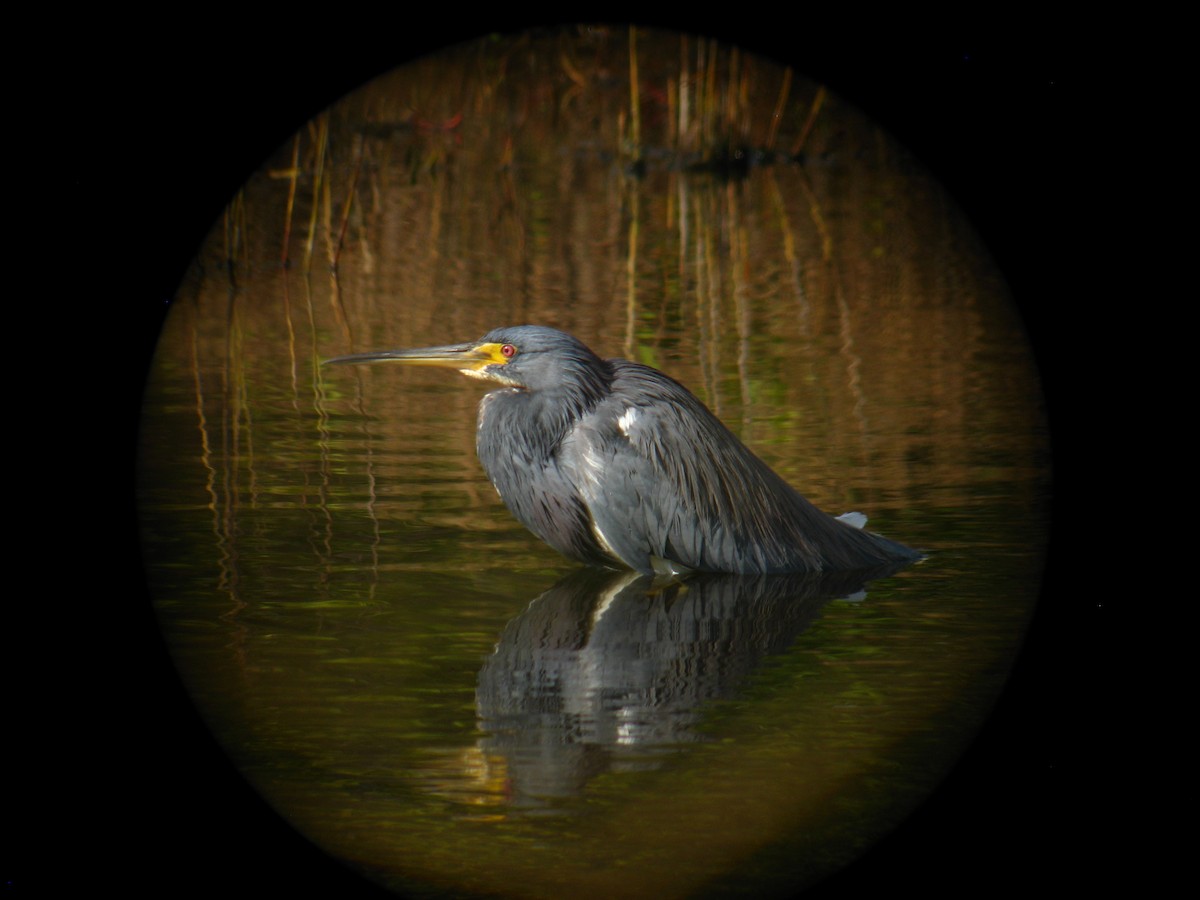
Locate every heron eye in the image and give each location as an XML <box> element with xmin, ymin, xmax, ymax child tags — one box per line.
<box><xmin>500</xmin><ymin>343</ymin><xmax>518</xmax><ymax>359</ymax></box>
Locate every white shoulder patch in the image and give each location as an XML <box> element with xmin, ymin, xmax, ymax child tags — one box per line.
<box><xmin>617</xmin><ymin>407</ymin><xmax>640</xmax><ymax>436</ymax></box>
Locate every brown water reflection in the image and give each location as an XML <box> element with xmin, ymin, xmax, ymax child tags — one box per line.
<box><xmin>138</xmin><ymin>28</ymin><xmax>1049</xmax><ymax>900</ymax></box>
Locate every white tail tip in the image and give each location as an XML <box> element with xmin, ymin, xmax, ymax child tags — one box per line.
<box><xmin>837</xmin><ymin>511</ymin><xmax>868</xmax><ymax>530</ymax></box>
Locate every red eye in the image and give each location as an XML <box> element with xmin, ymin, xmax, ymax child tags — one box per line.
<box><xmin>500</xmin><ymin>343</ymin><xmax>517</xmax><ymax>358</ymax></box>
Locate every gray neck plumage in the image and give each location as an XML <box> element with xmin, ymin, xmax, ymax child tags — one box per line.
<box><xmin>479</xmin><ymin>359</ymin><xmax>614</xmax><ymax>462</ymax></box>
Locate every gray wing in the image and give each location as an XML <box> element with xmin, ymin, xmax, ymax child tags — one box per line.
<box><xmin>557</xmin><ymin>363</ymin><xmax>831</xmax><ymax>574</ymax></box>
<box><xmin>558</xmin><ymin>361</ymin><xmax>918</xmax><ymax>575</ymax></box>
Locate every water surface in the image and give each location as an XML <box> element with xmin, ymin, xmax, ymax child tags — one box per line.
<box><xmin>138</xmin><ymin>28</ymin><xmax>1049</xmax><ymax>898</ymax></box>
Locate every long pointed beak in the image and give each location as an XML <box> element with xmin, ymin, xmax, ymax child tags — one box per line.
<box><xmin>323</xmin><ymin>341</ymin><xmax>510</xmax><ymax>376</ymax></box>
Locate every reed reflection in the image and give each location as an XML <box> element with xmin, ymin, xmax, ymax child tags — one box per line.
<box><xmin>139</xmin><ymin>27</ymin><xmax>1048</xmax><ymax>895</ymax></box>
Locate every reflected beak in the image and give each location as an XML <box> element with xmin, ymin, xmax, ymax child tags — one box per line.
<box><xmin>324</xmin><ymin>342</ymin><xmax>512</xmax><ymax>378</ymax></box>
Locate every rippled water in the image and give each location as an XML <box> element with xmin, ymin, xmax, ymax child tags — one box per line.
<box><xmin>136</xmin><ymin>29</ymin><xmax>1050</xmax><ymax>899</ymax></box>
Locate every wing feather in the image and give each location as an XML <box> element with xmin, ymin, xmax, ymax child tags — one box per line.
<box><xmin>560</xmin><ymin>361</ymin><xmax>914</xmax><ymax>575</ymax></box>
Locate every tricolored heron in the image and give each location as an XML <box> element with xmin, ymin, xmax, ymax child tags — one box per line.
<box><xmin>325</xmin><ymin>325</ymin><xmax>920</xmax><ymax>576</ymax></box>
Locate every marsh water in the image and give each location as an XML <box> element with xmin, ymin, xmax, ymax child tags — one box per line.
<box><xmin>138</xmin><ymin>30</ymin><xmax>1049</xmax><ymax>899</ymax></box>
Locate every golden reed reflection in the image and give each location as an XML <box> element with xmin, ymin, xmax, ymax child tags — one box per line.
<box><xmin>153</xmin><ymin>26</ymin><xmax>1043</xmax><ymax>608</ymax></box>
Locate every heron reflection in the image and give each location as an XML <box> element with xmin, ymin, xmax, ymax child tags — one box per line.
<box><xmin>410</xmin><ymin>563</ymin><xmax>909</xmax><ymax>810</ymax></box>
